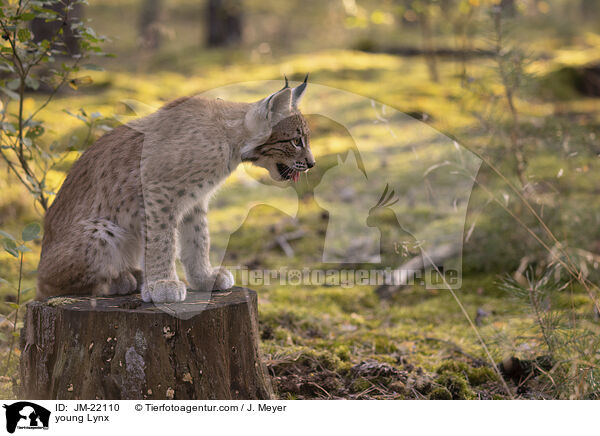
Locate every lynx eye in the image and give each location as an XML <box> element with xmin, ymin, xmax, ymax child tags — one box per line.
<box><xmin>291</xmin><ymin>137</ymin><xmax>303</xmax><ymax>148</ymax></box>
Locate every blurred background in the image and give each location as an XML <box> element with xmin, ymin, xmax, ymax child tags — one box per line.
<box><xmin>1</xmin><ymin>0</ymin><xmax>600</xmax><ymax>400</ymax></box>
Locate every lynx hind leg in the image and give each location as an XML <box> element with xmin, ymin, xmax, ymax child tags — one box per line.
<box><xmin>107</xmin><ymin>271</ymin><xmax>138</xmax><ymax>295</ymax></box>
<box><xmin>131</xmin><ymin>269</ymin><xmax>144</xmax><ymax>291</ymax></box>
<box><xmin>106</xmin><ymin>269</ymin><xmax>144</xmax><ymax>296</ymax></box>
<box><xmin>81</xmin><ymin>218</ymin><xmax>140</xmax><ymax>296</ymax></box>
<box><xmin>91</xmin><ymin>272</ymin><xmax>137</xmax><ymax>297</ymax></box>
<box><xmin>37</xmin><ymin>219</ymin><xmax>139</xmax><ymax>299</ymax></box>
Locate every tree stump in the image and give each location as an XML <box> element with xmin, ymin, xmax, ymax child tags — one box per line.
<box><xmin>19</xmin><ymin>287</ymin><xmax>273</xmax><ymax>400</ymax></box>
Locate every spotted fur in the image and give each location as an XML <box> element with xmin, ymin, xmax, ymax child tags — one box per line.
<box><xmin>37</xmin><ymin>79</ymin><xmax>312</xmax><ymax>303</ymax></box>
<box><xmin>242</xmin><ymin>114</ymin><xmax>314</xmax><ymax>181</ymax></box>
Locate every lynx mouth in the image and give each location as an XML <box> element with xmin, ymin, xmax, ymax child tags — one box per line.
<box><xmin>276</xmin><ymin>163</ymin><xmax>299</xmax><ymax>182</ymax></box>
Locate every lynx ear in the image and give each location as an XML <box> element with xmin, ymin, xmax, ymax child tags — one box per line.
<box><xmin>263</xmin><ymin>87</ymin><xmax>292</xmax><ymax>121</ymax></box>
<box><xmin>292</xmin><ymin>74</ymin><xmax>308</xmax><ymax>108</ymax></box>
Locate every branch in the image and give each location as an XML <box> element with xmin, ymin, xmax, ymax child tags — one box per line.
<box><xmin>0</xmin><ymin>147</ymin><xmax>35</xmax><ymax>193</ymax></box>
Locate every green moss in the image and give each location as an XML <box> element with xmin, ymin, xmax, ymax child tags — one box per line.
<box><xmin>373</xmin><ymin>336</ymin><xmax>398</xmax><ymax>354</ymax></box>
<box><xmin>273</xmin><ymin>327</ymin><xmax>292</xmax><ymax>342</ymax></box>
<box><xmin>467</xmin><ymin>367</ymin><xmax>498</xmax><ymax>386</ymax></box>
<box><xmin>47</xmin><ymin>297</ymin><xmax>78</xmax><ymax>307</ymax></box>
<box><xmin>299</xmin><ymin>349</ymin><xmax>344</xmax><ymax>372</ymax></box>
<box><xmin>435</xmin><ymin>374</ymin><xmax>475</xmax><ymax>400</ymax></box>
<box><xmin>389</xmin><ymin>380</ymin><xmax>408</xmax><ymax>396</ymax></box>
<box><xmin>436</xmin><ymin>360</ymin><xmax>469</xmax><ymax>375</ymax></box>
<box><xmin>428</xmin><ymin>387</ymin><xmax>452</xmax><ymax>400</ymax></box>
<box><xmin>350</xmin><ymin>378</ymin><xmax>371</xmax><ymax>393</ymax></box>
<box><xmin>435</xmin><ymin>360</ymin><xmax>498</xmax><ymax>387</ymax></box>
<box><xmin>334</xmin><ymin>344</ymin><xmax>351</xmax><ymax>361</ymax></box>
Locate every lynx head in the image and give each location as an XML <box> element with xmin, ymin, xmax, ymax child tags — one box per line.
<box><xmin>242</xmin><ymin>75</ymin><xmax>315</xmax><ymax>182</ymax></box>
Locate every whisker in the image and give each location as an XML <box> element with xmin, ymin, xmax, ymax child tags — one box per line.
<box><xmin>281</xmin><ymin>166</ymin><xmax>294</xmax><ymax>178</ymax></box>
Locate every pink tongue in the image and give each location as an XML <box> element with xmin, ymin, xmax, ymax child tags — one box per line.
<box><xmin>293</xmin><ymin>171</ymin><xmax>299</xmax><ymax>183</ymax></box>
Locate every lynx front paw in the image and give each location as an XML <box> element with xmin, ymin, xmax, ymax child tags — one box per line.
<box><xmin>212</xmin><ymin>267</ymin><xmax>234</xmax><ymax>291</ymax></box>
<box><xmin>188</xmin><ymin>267</ymin><xmax>234</xmax><ymax>292</ymax></box>
<box><xmin>141</xmin><ymin>279</ymin><xmax>187</xmax><ymax>303</ymax></box>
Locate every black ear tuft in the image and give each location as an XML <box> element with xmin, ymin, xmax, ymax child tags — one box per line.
<box><xmin>292</xmin><ymin>74</ymin><xmax>308</xmax><ymax>108</ymax></box>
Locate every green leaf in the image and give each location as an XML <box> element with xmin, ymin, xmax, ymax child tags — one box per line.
<box><xmin>5</xmin><ymin>248</ymin><xmax>19</xmax><ymax>258</ymax></box>
<box><xmin>8</xmin><ymin>302</ymin><xmax>19</xmax><ymax>310</ymax></box>
<box><xmin>19</xmin><ymin>12</ymin><xmax>36</xmax><ymax>21</ymax></box>
<box><xmin>6</xmin><ymin>78</ymin><xmax>20</xmax><ymax>90</ymax></box>
<box><xmin>32</xmin><ymin>6</ymin><xmax>60</xmax><ymax>18</ymax></box>
<box><xmin>25</xmin><ymin>76</ymin><xmax>40</xmax><ymax>90</ymax></box>
<box><xmin>3</xmin><ymin>239</ymin><xmax>18</xmax><ymax>258</ymax></box>
<box><xmin>0</xmin><ymin>87</ymin><xmax>20</xmax><ymax>101</ymax></box>
<box><xmin>22</xmin><ymin>222</ymin><xmax>41</xmax><ymax>241</ymax></box>
<box><xmin>0</xmin><ymin>63</ymin><xmax>15</xmax><ymax>73</ymax></box>
<box><xmin>17</xmin><ymin>28</ymin><xmax>31</xmax><ymax>42</ymax></box>
<box><xmin>2</xmin><ymin>122</ymin><xmax>16</xmax><ymax>134</ymax></box>
<box><xmin>0</xmin><ymin>230</ymin><xmax>15</xmax><ymax>241</ymax></box>
<box><xmin>0</xmin><ymin>277</ymin><xmax>9</xmax><ymax>285</ymax></box>
<box><xmin>26</xmin><ymin>124</ymin><xmax>44</xmax><ymax>138</ymax></box>
<box><xmin>83</xmin><ymin>63</ymin><xmax>104</xmax><ymax>71</ymax></box>
<box><xmin>16</xmin><ymin>245</ymin><xmax>32</xmax><ymax>253</ymax></box>
<box><xmin>12</xmin><ymin>331</ymin><xmax>20</xmax><ymax>338</ymax></box>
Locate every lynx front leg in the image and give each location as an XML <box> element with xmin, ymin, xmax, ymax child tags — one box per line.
<box><xmin>141</xmin><ymin>202</ymin><xmax>187</xmax><ymax>303</ymax></box>
<box><xmin>179</xmin><ymin>204</ymin><xmax>234</xmax><ymax>292</ymax></box>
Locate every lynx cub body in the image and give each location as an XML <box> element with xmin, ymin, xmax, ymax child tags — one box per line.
<box><xmin>37</xmin><ymin>78</ymin><xmax>314</xmax><ymax>303</ymax></box>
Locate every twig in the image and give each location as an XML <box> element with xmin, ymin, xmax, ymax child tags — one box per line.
<box><xmin>307</xmin><ymin>381</ymin><xmax>331</xmax><ymax>399</ymax></box>
<box><xmin>265</xmin><ymin>229</ymin><xmax>305</xmax><ymax>257</ymax></box>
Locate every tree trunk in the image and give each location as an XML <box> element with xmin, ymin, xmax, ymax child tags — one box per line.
<box><xmin>500</xmin><ymin>0</ymin><xmax>516</xmax><ymax>17</ymax></box>
<box><xmin>19</xmin><ymin>287</ymin><xmax>273</xmax><ymax>400</ymax></box>
<box><xmin>417</xmin><ymin>10</ymin><xmax>439</xmax><ymax>82</ymax></box>
<box><xmin>139</xmin><ymin>0</ymin><xmax>163</xmax><ymax>50</ymax></box>
<box><xmin>30</xmin><ymin>0</ymin><xmax>83</xmax><ymax>55</ymax></box>
<box><xmin>206</xmin><ymin>0</ymin><xmax>243</xmax><ymax>47</ymax></box>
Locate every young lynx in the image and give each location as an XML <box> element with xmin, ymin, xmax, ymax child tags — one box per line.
<box><xmin>37</xmin><ymin>77</ymin><xmax>314</xmax><ymax>303</ymax></box>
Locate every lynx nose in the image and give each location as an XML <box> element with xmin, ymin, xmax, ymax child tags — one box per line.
<box><xmin>306</xmin><ymin>158</ymin><xmax>315</xmax><ymax>169</ymax></box>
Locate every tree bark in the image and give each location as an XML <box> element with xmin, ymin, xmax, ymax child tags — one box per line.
<box><xmin>417</xmin><ymin>9</ymin><xmax>439</xmax><ymax>83</ymax></box>
<box><xmin>19</xmin><ymin>287</ymin><xmax>273</xmax><ymax>400</ymax></box>
<box><xmin>139</xmin><ymin>0</ymin><xmax>163</xmax><ymax>50</ymax></box>
<box><xmin>30</xmin><ymin>0</ymin><xmax>83</xmax><ymax>55</ymax></box>
<box><xmin>499</xmin><ymin>0</ymin><xmax>516</xmax><ymax>17</ymax></box>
